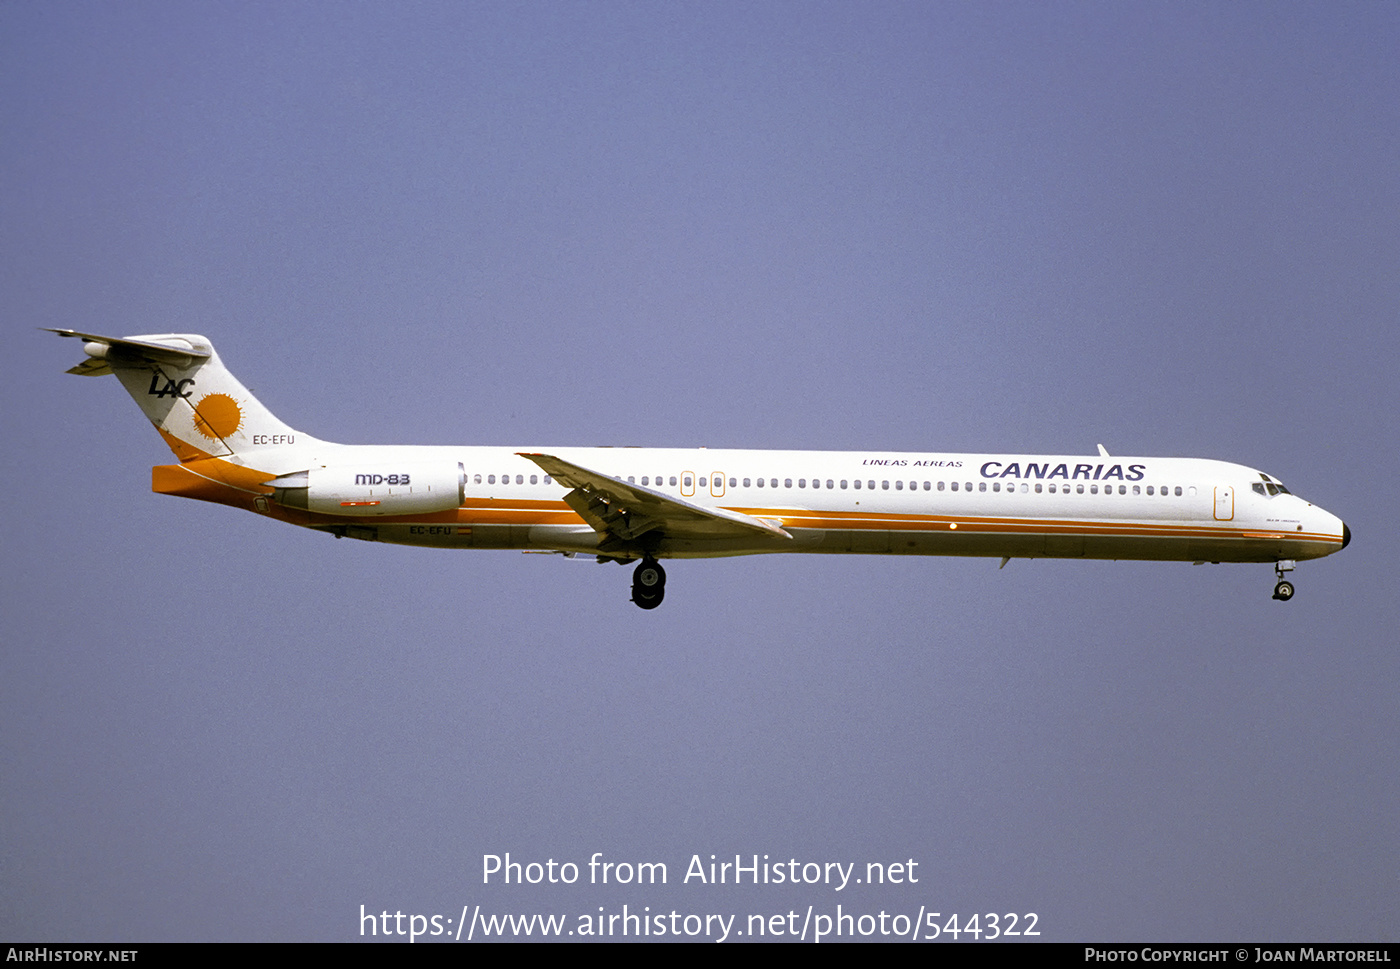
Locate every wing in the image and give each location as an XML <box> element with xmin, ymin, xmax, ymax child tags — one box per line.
<box><xmin>517</xmin><ymin>452</ymin><xmax>792</xmax><ymax>553</ymax></box>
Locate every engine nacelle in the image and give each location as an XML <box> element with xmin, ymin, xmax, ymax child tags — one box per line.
<box><xmin>269</xmin><ymin>462</ymin><xmax>464</xmax><ymax>517</ymax></box>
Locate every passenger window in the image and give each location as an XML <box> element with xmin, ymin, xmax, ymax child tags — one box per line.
<box><xmin>756</xmin><ymin>478</ymin><xmax>764</xmax><ymax>488</ymax></box>
<box><xmin>937</xmin><ymin>481</ymin><xmax>945</xmax><ymax>491</ymax></box>
<box><xmin>784</xmin><ymin>479</ymin><xmax>792</xmax><ymax>488</ymax></box>
<box><xmin>895</xmin><ymin>481</ymin><xmax>903</xmax><ymax>490</ymax></box>
<box><xmin>840</xmin><ymin>480</ymin><xmax>847</xmax><ymax>489</ymax></box>
<box><xmin>474</xmin><ymin>474</ymin><xmax>482</xmax><ymax>484</ymax></box>
<box><xmin>979</xmin><ymin>482</ymin><xmax>987</xmax><ymax>492</ymax></box>
<box><xmin>729</xmin><ymin>478</ymin><xmax>736</xmax><ymax>488</ymax></box>
<box><xmin>1091</xmin><ymin>484</ymin><xmax>1098</xmax><ymax>494</ymax></box>
<box><xmin>798</xmin><ymin>479</ymin><xmax>806</xmax><ymax>488</ymax></box>
<box><xmin>854</xmin><ymin>480</ymin><xmax>861</xmax><ymax>489</ymax></box>
<box><xmin>881</xmin><ymin>480</ymin><xmax>889</xmax><ymax>490</ymax></box>
<box><xmin>543</xmin><ymin>476</ymin><xmax>551</xmax><ymax>485</ymax></box>
<box><xmin>488</xmin><ymin>474</ymin><xmax>496</xmax><ymax>484</ymax></box>
<box><xmin>827</xmin><ymin>479</ymin><xmax>834</xmax><ymax>489</ymax></box>
<box><xmin>951</xmin><ymin>482</ymin><xmax>958</xmax><ymax>491</ymax></box>
<box><xmin>1034</xmin><ymin>483</ymin><xmax>1042</xmax><ymax>493</ymax></box>
<box><xmin>670</xmin><ymin>476</ymin><xmax>677</xmax><ymax>486</ymax></box>
<box><xmin>1076</xmin><ymin>484</ymin><xmax>1084</xmax><ymax>494</ymax></box>
<box><xmin>1175</xmin><ymin>486</ymin><xmax>1183</xmax><ymax>496</ymax></box>
<box><xmin>531</xmin><ymin>475</ymin><xmax>538</xmax><ymax>484</ymax></box>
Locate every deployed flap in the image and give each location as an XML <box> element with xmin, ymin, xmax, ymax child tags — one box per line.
<box><xmin>517</xmin><ymin>452</ymin><xmax>792</xmax><ymax>548</ymax></box>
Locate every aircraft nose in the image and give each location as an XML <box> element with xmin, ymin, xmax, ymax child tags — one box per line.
<box><xmin>1342</xmin><ymin>522</ymin><xmax>1351</xmax><ymax>549</ymax></box>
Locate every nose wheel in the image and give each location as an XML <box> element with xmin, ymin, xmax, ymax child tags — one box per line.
<box><xmin>631</xmin><ymin>557</ymin><xmax>666</xmax><ymax>609</ymax></box>
<box><xmin>1272</xmin><ymin>560</ymin><xmax>1295</xmax><ymax>602</ymax></box>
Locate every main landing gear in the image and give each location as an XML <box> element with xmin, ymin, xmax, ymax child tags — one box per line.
<box><xmin>1272</xmin><ymin>560</ymin><xmax>1295</xmax><ymax>602</ymax></box>
<box><xmin>631</xmin><ymin>556</ymin><xmax>666</xmax><ymax>610</ymax></box>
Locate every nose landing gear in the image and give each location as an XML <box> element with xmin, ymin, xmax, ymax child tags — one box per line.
<box><xmin>631</xmin><ymin>557</ymin><xmax>666</xmax><ymax>610</ymax></box>
<box><xmin>1272</xmin><ymin>560</ymin><xmax>1295</xmax><ymax>602</ymax></box>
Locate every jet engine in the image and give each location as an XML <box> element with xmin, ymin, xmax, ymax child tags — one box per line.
<box><xmin>268</xmin><ymin>462</ymin><xmax>465</xmax><ymax>516</ymax></box>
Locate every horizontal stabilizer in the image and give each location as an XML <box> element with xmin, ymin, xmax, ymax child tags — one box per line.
<box><xmin>46</xmin><ymin>328</ymin><xmax>317</xmax><ymax>459</ymax></box>
<box><xmin>46</xmin><ymin>329</ymin><xmax>212</xmax><ymax>372</ymax></box>
<box><xmin>64</xmin><ymin>356</ymin><xmax>115</xmax><ymax>377</ymax></box>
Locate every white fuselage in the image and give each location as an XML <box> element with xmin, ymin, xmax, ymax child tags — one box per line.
<box><xmin>50</xmin><ymin>330</ymin><xmax>1349</xmax><ymax>606</ymax></box>
<box><xmin>255</xmin><ymin>443</ymin><xmax>1346</xmax><ymax>566</ymax></box>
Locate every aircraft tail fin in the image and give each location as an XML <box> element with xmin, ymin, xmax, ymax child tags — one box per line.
<box><xmin>47</xmin><ymin>329</ymin><xmax>320</xmax><ymax>461</ymax></box>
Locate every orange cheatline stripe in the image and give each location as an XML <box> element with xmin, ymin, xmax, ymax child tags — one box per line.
<box><xmin>156</xmin><ymin>427</ymin><xmax>219</xmax><ymax>463</ymax></box>
<box><xmin>442</xmin><ymin>499</ymin><xmax>1343</xmax><ymax>544</ymax></box>
<box><xmin>152</xmin><ymin>464</ymin><xmax>250</xmax><ymax>508</ymax></box>
<box><xmin>179</xmin><ymin>456</ymin><xmax>277</xmax><ymax>493</ymax></box>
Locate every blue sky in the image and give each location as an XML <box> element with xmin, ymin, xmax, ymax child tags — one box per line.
<box><xmin>3</xmin><ymin>1</ymin><xmax>1396</xmax><ymax>941</ymax></box>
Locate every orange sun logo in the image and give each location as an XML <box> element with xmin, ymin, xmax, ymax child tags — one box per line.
<box><xmin>192</xmin><ymin>393</ymin><xmax>243</xmax><ymax>440</ymax></box>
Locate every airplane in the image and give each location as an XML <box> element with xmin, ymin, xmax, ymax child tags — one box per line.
<box><xmin>49</xmin><ymin>329</ymin><xmax>1349</xmax><ymax>609</ymax></box>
